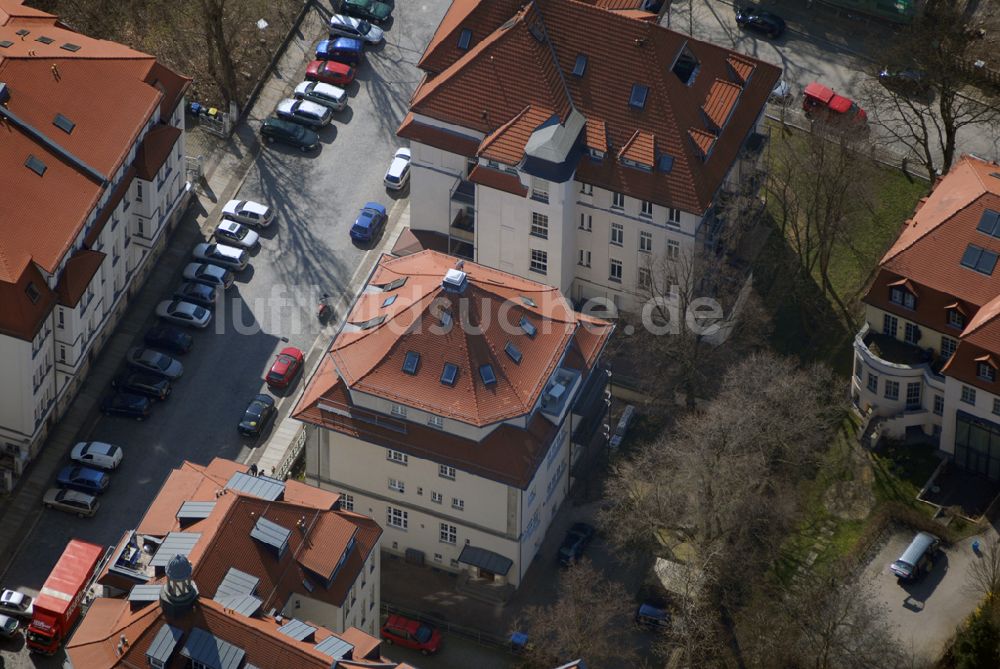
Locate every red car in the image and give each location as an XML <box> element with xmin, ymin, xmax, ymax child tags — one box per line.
<box><xmin>306</xmin><ymin>59</ymin><xmax>356</xmax><ymax>86</ymax></box>
<box><xmin>265</xmin><ymin>347</ymin><xmax>304</xmax><ymax>388</ymax></box>
<box><xmin>802</xmin><ymin>82</ymin><xmax>867</xmax><ymax>126</ymax></box>
<box><xmin>381</xmin><ymin>614</ymin><xmax>442</xmax><ymax>655</ymax></box>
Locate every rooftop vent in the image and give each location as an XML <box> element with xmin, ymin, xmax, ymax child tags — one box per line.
<box><xmin>458</xmin><ymin>28</ymin><xmax>472</xmax><ymax>50</ymax></box>
<box><xmin>250</xmin><ymin>516</ymin><xmax>291</xmax><ymax>557</ymax></box>
<box><xmin>403</xmin><ymin>351</ymin><xmax>420</xmax><ymax>375</ymax></box>
<box><xmin>572</xmin><ymin>54</ymin><xmax>587</xmax><ymax>77</ymax></box>
<box><xmin>442</xmin><ymin>269</ymin><xmax>468</xmax><ymax>294</ymax></box>
<box><xmin>53</xmin><ymin>113</ymin><xmax>75</xmax><ymax>134</ymax></box>
<box><xmin>35</xmin><ymin>36</ymin><xmax>53</xmax><ymax>44</ymax></box>
<box><xmin>60</xmin><ymin>43</ymin><xmax>81</xmax><ymax>52</ymax></box>
<box><xmin>441</xmin><ymin>363</ymin><xmax>458</xmax><ymax>386</ymax></box>
<box><xmin>479</xmin><ymin>364</ymin><xmax>497</xmax><ymax>386</ymax></box>
<box><xmin>25</xmin><ymin>154</ymin><xmax>46</xmax><ymax>176</ymax></box>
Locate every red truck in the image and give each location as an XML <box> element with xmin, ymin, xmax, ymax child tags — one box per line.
<box><xmin>25</xmin><ymin>539</ymin><xmax>103</xmax><ymax>655</ymax></box>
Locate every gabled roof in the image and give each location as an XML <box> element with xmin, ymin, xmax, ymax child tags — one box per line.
<box><xmin>478</xmin><ymin>105</ymin><xmax>553</xmax><ymax>165</ymax></box>
<box><xmin>54</xmin><ymin>249</ymin><xmax>105</xmax><ymax>307</ymax></box>
<box><xmin>619</xmin><ymin>129</ymin><xmax>655</xmax><ymax>167</ymax></box>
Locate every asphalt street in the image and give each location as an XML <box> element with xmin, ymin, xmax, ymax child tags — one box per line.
<box><xmin>0</xmin><ymin>1</ymin><xmax>450</xmax><ymax>666</ymax></box>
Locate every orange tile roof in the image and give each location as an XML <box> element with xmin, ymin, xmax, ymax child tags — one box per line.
<box><xmin>417</xmin><ymin>0</ymin><xmax>525</xmax><ymax>74</ymax></box>
<box><xmin>0</xmin><ymin>261</ymin><xmax>57</xmax><ymax>339</ymax></box>
<box><xmin>618</xmin><ymin>129</ymin><xmax>655</xmax><ymax>167</ymax></box>
<box><xmin>391</xmin><ymin>228</ymin><xmax>451</xmax><ymax>257</ymax></box>
<box><xmin>84</xmin><ymin>166</ymin><xmax>137</xmax><ymax>248</ymax></box>
<box><xmin>283</xmin><ymin>479</ymin><xmax>342</xmax><ymax>509</ymax></box>
<box><xmin>54</xmin><ymin>249</ymin><xmax>104</xmax><ymax>307</ymax></box>
<box><xmin>135</xmin><ymin>124</ymin><xmax>182</xmax><ymax>180</ymax></box>
<box><xmin>688</xmin><ymin>127</ymin><xmax>716</xmax><ymax>156</ymax></box>
<box><xmin>610</xmin><ymin>8</ymin><xmax>658</xmax><ymax>20</ymax></box>
<box><xmin>405</xmin><ymin>0</ymin><xmax>780</xmax><ymax>215</ymax></box>
<box><xmin>702</xmin><ymin>78</ymin><xmax>742</xmax><ymax>129</ymax></box>
<box><xmin>397</xmin><ymin>111</ymin><xmax>482</xmax><ymax>157</ymax></box>
<box><xmin>468</xmin><ymin>164</ymin><xmax>529</xmax><ymax>196</ymax></box>
<box><xmin>478</xmin><ymin>105</ymin><xmax>553</xmax><ymax>164</ymax></box>
<box><xmin>585</xmin><ymin>117</ymin><xmax>607</xmax><ymax>151</ymax></box>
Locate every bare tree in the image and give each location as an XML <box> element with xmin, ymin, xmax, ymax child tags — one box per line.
<box><xmin>967</xmin><ymin>534</ymin><xmax>1000</xmax><ymax>603</ymax></box>
<box><xmin>512</xmin><ymin>559</ymin><xmax>641</xmax><ymax>668</ymax></box>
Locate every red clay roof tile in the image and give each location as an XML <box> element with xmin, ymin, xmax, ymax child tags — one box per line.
<box><xmin>54</xmin><ymin>249</ymin><xmax>104</xmax><ymax>307</ymax></box>
<box><xmin>469</xmin><ymin>164</ymin><xmax>529</xmax><ymax>196</ymax></box>
<box><xmin>135</xmin><ymin>124</ymin><xmax>182</xmax><ymax>181</ymax></box>
<box><xmin>702</xmin><ymin>78</ymin><xmax>742</xmax><ymax>129</ymax></box>
<box><xmin>618</xmin><ymin>129</ymin><xmax>655</xmax><ymax>167</ymax></box>
<box><xmin>397</xmin><ymin>111</ymin><xmax>483</xmax><ymax>157</ymax></box>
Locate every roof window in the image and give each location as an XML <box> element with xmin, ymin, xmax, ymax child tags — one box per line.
<box><xmin>15</xmin><ymin>29</ymin><xmax>29</xmax><ymax>36</ymax></box>
<box><xmin>356</xmin><ymin>315</ymin><xmax>386</xmax><ymax>330</ymax></box>
<box><xmin>25</xmin><ymin>155</ymin><xmax>46</xmax><ymax>176</ymax></box>
<box><xmin>961</xmin><ymin>244</ymin><xmax>999</xmax><ymax>275</ymax></box>
<box><xmin>441</xmin><ymin>363</ymin><xmax>458</xmax><ymax>386</ymax></box>
<box><xmin>505</xmin><ymin>341</ymin><xmax>523</xmax><ymax>364</ymax></box>
<box><xmin>35</xmin><ymin>36</ymin><xmax>53</xmax><ymax>44</ymax></box>
<box><xmin>457</xmin><ymin>29</ymin><xmax>472</xmax><ymax>50</ymax></box>
<box><xmin>403</xmin><ymin>351</ymin><xmax>420</xmax><ymax>375</ymax></box>
<box><xmin>25</xmin><ymin>282</ymin><xmax>41</xmax><ymax>304</ymax></box>
<box><xmin>382</xmin><ymin>294</ymin><xmax>397</xmax><ymax>308</ymax></box>
<box><xmin>572</xmin><ymin>54</ymin><xmax>587</xmax><ymax>77</ymax></box>
<box><xmin>520</xmin><ymin>295</ymin><xmax>537</xmax><ymax>308</ymax></box>
<box><xmin>0</xmin><ymin>41</ymin><xmax>12</xmax><ymax>49</ymax></box>
<box><xmin>53</xmin><ymin>113</ymin><xmax>75</xmax><ymax>134</ymax></box>
<box><xmin>977</xmin><ymin>209</ymin><xmax>1000</xmax><ymax>238</ymax></box>
<box><xmin>520</xmin><ymin>316</ymin><xmax>537</xmax><ymax>338</ymax></box>
<box><xmin>671</xmin><ymin>45</ymin><xmax>700</xmax><ymax>85</ymax></box>
<box><xmin>382</xmin><ymin>277</ymin><xmax>407</xmax><ymax>291</ymax></box>
<box><xmin>657</xmin><ymin>153</ymin><xmax>675</xmax><ymax>173</ymax></box>
<box><xmin>629</xmin><ymin>84</ymin><xmax>649</xmax><ymax>109</ymax></box>
<box><xmin>60</xmin><ymin>43</ymin><xmax>81</xmax><ymax>52</ymax></box>
<box><xmin>479</xmin><ymin>364</ymin><xmax>497</xmax><ymax>385</ymax></box>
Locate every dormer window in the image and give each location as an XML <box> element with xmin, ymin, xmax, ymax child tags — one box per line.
<box><xmin>457</xmin><ymin>29</ymin><xmax>472</xmax><ymax>50</ymax></box>
<box><xmin>588</xmin><ymin>148</ymin><xmax>604</xmax><ymax>161</ymax></box>
<box><xmin>890</xmin><ymin>287</ymin><xmax>915</xmax><ymax>309</ymax></box>
<box><xmin>947</xmin><ymin>309</ymin><xmax>966</xmax><ymax>329</ymax></box>
<box><xmin>978</xmin><ymin>362</ymin><xmax>997</xmax><ymax>382</ymax></box>
<box><xmin>671</xmin><ymin>45</ymin><xmax>700</xmax><ymax>85</ymax></box>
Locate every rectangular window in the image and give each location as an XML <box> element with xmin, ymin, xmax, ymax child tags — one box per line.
<box><xmin>948</xmin><ymin>310</ymin><xmax>965</xmax><ymax>329</ymax></box>
<box><xmin>136</xmin><ymin>182</ymin><xmax>143</xmax><ymax>202</ymax></box>
<box><xmin>530</xmin><ymin>249</ymin><xmax>547</xmax><ymax>275</ymax></box>
<box><xmin>638</xmin><ymin>266</ymin><xmax>651</xmax><ymax>291</ymax></box>
<box><xmin>962</xmin><ymin>385</ymin><xmax>977</xmax><ymax>405</ymax></box>
<box><xmin>386</xmin><ymin>449</ymin><xmax>408</xmax><ymax>465</ymax></box>
<box><xmin>639</xmin><ymin>231</ymin><xmax>652</xmax><ymax>253</ymax></box>
<box><xmin>388</xmin><ymin>478</ymin><xmax>405</xmax><ymax>493</ymax></box>
<box><xmin>59</xmin><ymin>346</ymin><xmax>66</xmax><ymax>363</ymax></box>
<box><xmin>452</xmin><ymin>498</ymin><xmax>465</xmax><ymax>511</ymax></box>
<box><xmin>611</xmin><ymin>223</ymin><xmax>624</xmax><ymax>246</ymax></box>
<box><xmin>906</xmin><ymin>382</ymin><xmax>921</xmax><ymax>410</ymax></box>
<box><xmin>341</xmin><ymin>493</ymin><xmax>354</xmax><ymax>512</ymax></box>
<box><xmin>941</xmin><ymin>336</ymin><xmax>957</xmax><ymax>360</ymax></box>
<box><xmin>579</xmin><ymin>214</ymin><xmax>592</xmax><ymax>231</ymax></box>
<box><xmin>580</xmin><ymin>182</ymin><xmax>593</xmax><ymax>195</ymax></box>
<box><xmin>531</xmin><ymin>212</ymin><xmax>549</xmax><ymax>239</ymax></box>
<box><xmin>904</xmin><ymin>322</ymin><xmax>919</xmax><ymax>345</ymax></box>
<box><xmin>431</xmin><ymin>491</ymin><xmax>443</xmax><ymax>504</ymax></box>
<box><xmin>884</xmin><ymin>380</ymin><xmax>899</xmax><ymax>400</ymax></box>
<box><xmin>578</xmin><ymin>250</ymin><xmax>591</xmax><ymax>267</ymax></box>
<box><xmin>641</xmin><ymin>200</ymin><xmax>653</xmax><ymax>218</ymax></box>
<box><xmin>934</xmin><ymin>395</ymin><xmax>944</xmax><ymax>416</ymax></box>
<box><xmin>979</xmin><ymin>363</ymin><xmax>997</xmax><ymax>382</ymax></box>
<box><xmin>439</xmin><ymin>523</ymin><xmax>457</xmax><ymax>544</ymax></box>
<box><xmin>531</xmin><ymin>178</ymin><xmax>549</xmax><ymax>203</ymax></box>
<box><xmin>867</xmin><ymin>373</ymin><xmax>878</xmax><ymax>393</ymax></box>
<box><xmin>667</xmin><ymin>239</ymin><xmax>680</xmax><ymax>260</ymax></box>
<box><xmin>439</xmin><ymin>464</ymin><xmax>455</xmax><ymax>480</ymax></box>
<box><xmin>387</xmin><ymin>506</ymin><xmax>408</xmax><ymax>529</ymax></box>
<box><xmin>57</xmin><ymin>308</ymin><xmax>64</xmax><ymax>329</ymax></box>
<box><xmin>667</xmin><ymin>208</ymin><xmax>681</xmax><ymax>226</ymax></box>
<box><xmin>609</xmin><ymin>259</ymin><xmax>623</xmax><ymax>282</ymax></box>
<box><xmin>882</xmin><ymin>314</ymin><xmax>898</xmax><ymax>338</ymax></box>
<box><xmin>390</xmin><ymin>403</ymin><xmax>407</xmax><ymax>417</ymax></box>
<box><xmin>854</xmin><ymin>355</ymin><xmax>863</xmax><ymax>380</ymax></box>
<box><xmin>428</xmin><ymin>415</ymin><xmax>444</xmax><ymax>429</ymax></box>
<box><xmin>994</xmin><ymin>398</ymin><xmax>1000</xmax><ymax>416</ymax></box>
<box><xmin>612</xmin><ymin>192</ymin><xmax>624</xmax><ymax>209</ymax></box>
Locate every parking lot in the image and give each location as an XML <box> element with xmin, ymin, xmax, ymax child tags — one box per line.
<box><xmin>0</xmin><ymin>1</ymin><xmax>450</xmax><ymax>666</ymax></box>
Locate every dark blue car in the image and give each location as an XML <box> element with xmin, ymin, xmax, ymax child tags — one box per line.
<box><xmin>57</xmin><ymin>465</ymin><xmax>110</xmax><ymax>495</ymax></box>
<box><xmin>316</xmin><ymin>37</ymin><xmax>364</xmax><ymax>66</ymax></box>
<box><xmin>350</xmin><ymin>202</ymin><xmax>387</xmax><ymax>244</ymax></box>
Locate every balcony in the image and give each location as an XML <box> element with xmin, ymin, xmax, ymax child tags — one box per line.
<box><xmin>854</xmin><ymin>323</ymin><xmax>946</xmax><ymax>385</ymax></box>
<box><xmin>450</xmin><ymin>179</ymin><xmax>475</xmax><ymax>205</ymax></box>
<box><xmin>450</xmin><ymin>209</ymin><xmax>475</xmax><ymax>243</ymax></box>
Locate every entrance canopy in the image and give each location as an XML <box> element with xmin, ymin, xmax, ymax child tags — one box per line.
<box><xmin>458</xmin><ymin>545</ymin><xmax>513</xmax><ymax>576</ymax></box>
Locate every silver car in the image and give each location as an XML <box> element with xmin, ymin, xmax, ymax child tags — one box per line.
<box><xmin>0</xmin><ymin>613</ymin><xmax>19</xmax><ymax>639</ymax></box>
<box><xmin>126</xmin><ymin>347</ymin><xmax>183</xmax><ymax>379</ymax></box>
<box><xmin>193</xmin><ymin>242</ymin><xmax>249</xmax><ymax>271</ymax></box>
<box><xmin>214</xmin><ymin>219</ymin><xmax>259</xmax><ymax>249</ymax></box>
<box><xmin>0</xmin><ymin>590</ymin><xmax>32</xmax><ymax>619</ymax></box>
<box><xmin>329</xmin><ymin>13</ymin><xmax>384</xmax><ymax>43</ymax></box>
<box><xmin>43</xmin><ymin>488</ymin><xmax>100</xmax><ymax>518</ymax></box>
<box><xmin>294</xmin><ymin>81</ymin><xmax>347</xmax><ymax>111</ymax></box>
<box><xmin>276</xmin><ymin>98</ymin><xmax>333</xmax><ymax>128</ymax></box>
<box><xmin>183</xmin><ymin>262</ymin><xmax>234</xmax><ymax>290</ymax></box>
<box><xmin>222</xmin><ymin>199</ymin><xmax>273</xmax><ymax>228</ymax></box>
<box><xmin>155</xmin><ymin>299</ymin><xmax>212</xmax><ymax>329</ymax></box>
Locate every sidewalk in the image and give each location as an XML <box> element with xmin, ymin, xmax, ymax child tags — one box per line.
<box><xmin>0</xmin><ymin>3</ymin><xmax>332</xmax><ymax>580</ymax></box>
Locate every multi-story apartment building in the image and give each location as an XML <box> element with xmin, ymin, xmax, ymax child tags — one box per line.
<box><xmin>853</xmin><ymin>155</ymin><xmax>1000</xmax><ymax>480</ymax></box>
<box><xmin>396</xmin><ymin>0</ymin><xmax>780</xmax><ymax>312</ymax></box>
<box><xmin>95</xmin><ymin>458</ymin><xmax>383</xmax><ymax>637</ymax></box>
<box><xmin>294</xmin><ymin>250</ymin><xmax>613</xmax><ymax>587</ymax></box>
<box><xmin>0</xmin><ymin>0</ymin><xmax>191</xmax><ymax>492</ymax></box>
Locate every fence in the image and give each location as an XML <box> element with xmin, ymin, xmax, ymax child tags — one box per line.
<box><xmin>273</xmin><ymin>424</ymin><xmax>307</xmax><ymax>480</ymax></box>
<box><xmin>380</xmin><ymin>601</ymin><xmax>511</xmax><ymax>651</ymax></box>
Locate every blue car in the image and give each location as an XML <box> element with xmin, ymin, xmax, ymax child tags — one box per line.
<box><xmin>56</xmin><ymin>465</ymin><xmax>110</xmax><ymax>495</ymax></box>
<box><xmin>315</xmin><ymin>37</ymin><xmax>364</xmax><ymax>66</ymax></box>
<box><xmin>350</xmin><ymin>202</ymin><xmax>387</xmax><ymax>244</ymax></box>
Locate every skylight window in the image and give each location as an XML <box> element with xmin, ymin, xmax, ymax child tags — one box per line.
<box><xmin>35</xmin><ymin>36</ymin><xmax>54</xmax><ymax>44</ymax></box>
<box><xmin>15</xmin><ymin>29</ymin><xmax>29</xmax><ymax>36</ymax></box>
<box><xmin>977</xmin><ymin>209</ymin><xmax>1000</xmax><ymax>238</ymax></box>
<box><xmin>961</xmin><ymin>244</ymin><xmax>999</xmax><ymax>275</ymax></box>
<box><xmin>520</xmin><ymin>316</ymin><xmax>537</xmax><ymax>338</ymax></box>
<box><xmin>403</xmin><ymin>351</ymin><xmax>420</xmax><ymax>375</ymax></box>
<box><xmin>520</xmin><ymin>295</ymin><xmax>537</xmax><ymax>308</ymax></box>
<box><xmin>479</xmin><ymin>364</ymin><xmax>497</xmax><ymax>385</ymax></box>
<box><xmin>458</xmin><ymin>29</ymin><xmax>472</xmax><ymax>50</ymax></box>
<box><xmin>25</xmin><ymin>155</ymin><xmax>46</xmax><ymax>176</ymax></box>
<box><xmin>572</xmin><ymin>54</ymin><xmax>587</xmax><ymax>77</ymax></box>
<box><xmin>441</xmin><ymin>363</ymin><xmax>458</xmax><ymax>386</ymax></box>
<box><xmin>671</xmin><ymin>46</ymin><xmax>700</xmax><ymax>85</ymax></box>
<box><xmin>440</xmin><ymin>310</ymin><xmax>453</xmax><ymax>327</ymax></box>
<box><xmin>0</xmin><ymin>41</ymin><xmax>12</xmax><ymax>49</ymax></box>
<box><xmin>53</xmin><ymin>113</ymin><xmax>75</xmax><ymax>134</ymax></box>
<box><xmin>356</xmin><ymin>315</ymin><xmax>386</xmax><ymax>330</ymax></box>
<box><xmin>657</xmin><ymin>154</ymin><xmax>675</xmax><ymax>173</ymax></box>
<box><xmin>60</xmin><ymin>43</ymin><xmax>81</xmax><ymax>52</ymax></box>
<box><xmin>629</xmin><ymin>84</ymin><xmax>649</xmax><ymax>109</ymax></box>
<box><xmin>382</xmin><ymin>277</ymin><xmax>407</xmax><ymax>291</ymax></box>
<box><xmin>382</xmin><ymin>294</ymin><xmax>397</xmax><ymax>308</ymax></box>
<box><xmin>505</xmin><ymin>342</ymin><xmax>523</xmax><ymax>364</ymax></box>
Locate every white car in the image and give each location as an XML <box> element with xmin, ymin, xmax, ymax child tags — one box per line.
<box><xmin>70</xmin><ymin>441</ymin><xmax>123</xmax><ymax>470</ymax></box>
<box><xmin>276</xmin><ymin>98</ymin><xmax>332</xmax><ymax>129</ymax></box>
<box><xmin>222</xmin><ymin>199</ymin><xmax>273</xmax><ymax>228</ymax></box>
<box><xmin>329</xmin><ymin>13</ymin><xmax>384</xmax><ymax>44</ymax></box>
<box><xmin>193</xmin><ymin>242</ymin><xmax>249</xmax><ymax>271</ymax></box>
<box><xmin>384</xmin><ymin>148</ymin><xmax>411</xmax><ymax>190</ymax></box>
<box><xmin>294</xmin><ymin>81</ymin><xmax>347</xmax><ymax>112</ymax></box>
<box><xmin>0</xmin><ymin>590</ymin><xmax>33</xmax><ymax>620</ymax></box>
<box><xmin>770</xmin><ymin>79</ymin><xmax>792</xmax><ymax>105</ymax></box>
<box><xmin>156</xmin><ymin>299</ymin><xmax>212</xmax><ymax>329</ymax></box>
<box><xmin>183</xmin><ymin>262</ymin><xmax>234</xmax><ymax>290</ymax></box>
<box><xmin>126</xmin><ymin>347</ymin><xmax>184</xmax><ymax>380</ymax></box>
<box><xmin>214</xmin><ymin>220</ymin><xmax>259</xmax><ymax>249</ymax></box>
<box><xmin>43</xmin><ymin>488</ymin><xmax>100</xmax><ymax>518</ymax></box>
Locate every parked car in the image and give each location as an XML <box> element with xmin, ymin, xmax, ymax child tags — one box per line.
<box><xmin>222</xmin><ymin>199</ymin><xmax>274</xmax><ymax>228</ymax></box>
<box><xmin>635</xmin><ymin>603</ymin><xmax>670</xmax><ymax>632</ymax></box>
<box><xmin>306</xmin><ymin>59</ymin><xmax>356</xmax><ymax>87</ymax></box>
<box><xmin>350</xmin><ymin>202</ymin><xmax>388</xmax><ymax>244</ymax></box>
<box><xmin>214</xmin><ymin>219</ymin><xmax>260</xmax><ymax>249</ymax></box>
<box><xmin>126</xmin><ymin>347</ymin><xmax>183</xmax><ymax>379</ymax></box>
<box><xmin>557</xmin><ymin>522</ymin><xmax>595</xmax><ymax>566</ymax></box>
<box><xmin>276</xmin><ymin>97</ymin><xmax>333</xmax><ymax>129</ymax></box>
<box><xmin>174</xmin><ymin>282</ymin><xmax>219</xmax><ymax>309</ymax></box>
<box><xmin>384</xmin><ymin>148</ymin><xmax>411</xmax><ymax>190</ymax></box>
<box><xmin>0</xmin><ymin>590</ymin><xmax>33</xmax><ymax>619</ymax></box>
<box><xmin>315</xmin><ymin>37</ymin><xmax>364</xmax><ymax>66</ymax></box>
<box><xmin>261</xmin><ymin>117</ymin><xmax>320</xmax><ymax>152</ymax></box>
<box><xmin>342</xmin><ymin>0</ymin><xmax>392</xmax><ymax>25</ymax></box>
<box><xmin>0</xmin><ymin>613</ymin><xmax>20</xmax><ymax>639</ymax></box>
<box><xmin>735</xmin><ymin>4</ymin><xmax>785</xmax><ymax>38</ymax></box>
<box><xmin>802</xmin><ymin>82</ymin><xmax>868</xmax><ymax>127</ymax></box>
<box><xmin>156</xmin><ymin>299</ymin><xmax>212</xmax><ymax>329</ymax></box>
<box><xmin>769</xmin><ymin>79</ymin><xmax>792</xmax><ymax>105</ymax></box>
<box><xmin>70</xmin><ymin>441</ymin><xmax>123</xmax><ymax>470</ymax></box>
<box><xmin>381</xmin><ymin>614</ymin><xmax>442</xmax><ymax>655</ymax></box>
<box><xmin>100</xmin><ymin>392</ymin><xmax>153</xmax><ymax>421</ymax></box>
<box><xmin>890</xmin><ymin>531</ymin><xmax>940</xmax><ymax>581</ymax></box>
<box><xmin>878</xmin><ymin>66</ymin><xmax>931</xmax><ymax>98</ymax></box>
<box><xmin>266</xmin><ymin>347</ymin><xmax>305</xmax><ymax>388</ymax></box>
<box><xmin>144</xmin><ymin>325</ymin><xmax>194</xmax><ymax>354</ymax></box>
<box><xmin>42</xmin><ymin>488</ymin><xmax>100</xmax><ymax>518</ymax></box>
<box><xmin>192</xmin><ymin>242</ymin><xmax>249</xmax><ymax>272</ymax></box>
<box><xmin>56</xmin><ymin>465</ymin><xmax>110</xmax><ymax>495</ymax></box>
<box><xmin>294</xmin><ymin>81</ymin><xmax>348</xmax><ymax>112</ymax></box>
<box><xmin>329</xmin><ymin>13</ymin><xmax>384</xmax><ymax>43</ymax></box>
<box><xmin>183</xmin><ymin>262</ymin><xmax>235</xmax><ymax>290</ymax></box>
<box><xmin>238</xmin><ymin>394</ymin><xmax>276</xmax><ymax>438</ymax></box>
<box><xmin>111</xmin><ymin>372</ymin><xmax>171</xmax><ymax>401</ymax></box>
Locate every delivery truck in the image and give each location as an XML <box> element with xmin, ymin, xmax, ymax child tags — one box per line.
<box><xmin>25</xmin><ymin>539</ymin><xmax>103</xmax><ymax>655</ymax></box>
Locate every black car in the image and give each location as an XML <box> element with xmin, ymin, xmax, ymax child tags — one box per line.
<box><xmin>878</xmin><ymin>67</ymin><xmax>932</xmax><ymax>98</ymax></box>
<box><xmin>100</xmin><ymin>392</ymin><xmax>152</xmax><ymax>421</ymax></box>
<box><xmin>111</xmin><ymin>372</ymin><xmax>171</xmax><ymax>401</ymax></box>
<box><xmin>174</xmin><ymin>282</ymin><xmax>218</xmax><ymax>309</ymax></box>
<box><xmin>144</xmin><ymin>325</ymin><xmax>193</xmax><ymax>355</ymax></box>
<box><xmin>557</xmin><ymin>522</ymin><xmax>596</xmax><ymax>567</ymax></box>
<box><xmin>735</xmin><ymin>5</ymin><xmax>785</xmax><ymax>38</ymax></box>
<box><xmin>238</xmin><ymin>394</ymin><xmax>276</xmax><ymax>438</ymax></box>
<box><xmin>260</xmin><ymin>117</ymin><xmax>319</xmax><ymax>152</ymax></box>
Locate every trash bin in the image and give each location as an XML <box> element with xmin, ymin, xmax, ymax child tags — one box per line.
<box><xmin>510</xmin><ymin>631</ymin><xmax>528</xmax><ymax>653</ymax></box>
